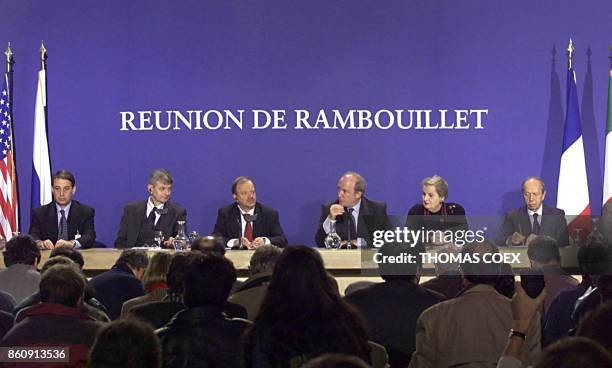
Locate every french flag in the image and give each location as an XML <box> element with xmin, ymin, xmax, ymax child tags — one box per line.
<box><xmin>557</xmin><ymin>42</ymin><xmax>591</xmax><ymax>243</ymax></box>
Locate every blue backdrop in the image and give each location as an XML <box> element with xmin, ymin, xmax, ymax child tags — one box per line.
<box><xmin>2</xmin><ymin>0</ymin><xmax>611</xmax><ymax>246</ymax></box>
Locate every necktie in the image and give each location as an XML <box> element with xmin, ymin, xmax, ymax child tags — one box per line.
<box><xmin>347</xmin><ymin>208</ymin><xmax>358</xmax><ymax>241</ymax></box>
<box><xmin>243</xmin><ymin>215</ymin><xmax>254</xmax><ymax>242</ymax></box>
<box><xmin>532</xmin><ymin>213</ymin><xmax>540</xmax><ymax>234</ymax></box>
<box><xmin>148</xmin><ymin>208</ymin><xmax>157</xmax><ymax>224</ymax></box>
<box><xmin>58</xmin><ymin>209</ymin><xmax>68</xmax><ymax>240</ymax></box>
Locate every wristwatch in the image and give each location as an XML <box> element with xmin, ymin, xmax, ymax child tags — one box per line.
<box><xmin>509</xmin><ymin>329</ymin><xmax>526</xmax><ymax>340</ymax></box>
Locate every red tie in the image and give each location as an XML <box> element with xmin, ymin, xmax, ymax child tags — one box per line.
<box><xmin>244</xmin><ymin>221</ymin><xmax>254</xmax><ymax>242</ymax></box>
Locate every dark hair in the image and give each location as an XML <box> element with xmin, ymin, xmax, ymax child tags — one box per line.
<box><xmin>460</xmin><ymin>240</ymin><xmax>500</xmax><ymax>285</ymax></box>
<box><xmin>41</xmin><ymin>255</ymin><xmax>74</xmax><ymax>274</ymax></box>
<box><xmin>190</xmin><ymin>236</ymin><xmax>226</xmax><ymax>255</ymax></box>
<box><xmin>3</xmin><ymin>234</ymin><xmax>40</xmax><ymax>267</ymax></box>
<box><xmin>494</xmin><ymin>263</ymin><xmax>516</xmax><ymax>298</ymax></box>
<box><xmin>534</xmin><ymin>337</ymin><xmax>612</xmax><ymax>368</ymax></box>
<box><xmin>243</xmin><ymin>246</ymin><xmax>370</xmax><ymax>366</ymax></box>
<box><xmin>50</xmin><ymin>247</ymin><xmax>84</xmax><ymax>268</ymax></box>
<box><xmin>52</xmin><ymin>170</ymin><xmax>75</xmax><ymax>187</ymax></box>
<box><xmin>578</xmin><ymin>240</ymin><xmax>612</xmax><ymax>277</ymax></box>
<box><xmin>183</xmin><ymin>253</ymin><xmax>236</xmax><ymax>308</ymax></box>
<box><xmin>249</xmin><ymin>245</ymin><xmax>282</xmax><ymax>275</ymax></box>
<box><xmin>231</xmin><ymin>176</ymin><xmax>253</xmax><ymax>195</ymax></box>
<box><xmin>378</xmin><ymin>242</ymin><xmax>423</xmax><ymax>281</ymax></box>
<box><xmin>577</xmin><ymin>301</ymin><xmax>612</xmax><ymax>352</ymax></box>
<box><xmin>115</xmin><ymin>249</ymin><xmax>149</xmax><ymax>270</ymax></box>
<box><xmin>87</xmin><ymin>319</ymin><xmax>161</xmax><ymax>368</ymax></box>
<box><xmin>40</xmin><ymin>264</ymin><xmax>86</xmax><ymax>307</ymax></box>
<box><xmin>165</xmin><ymin>253</ymin><xmax>190</xmax><ymax>296</ymax></box>
<box><xmin>528</xmin><ymin>236</ymin><xmax>561</xmax><ymax>264</ymax></box>
<box><xmin>302</xmin><ymin>354</ymin><xmax>370</xmax><ymax>368</ymax></box>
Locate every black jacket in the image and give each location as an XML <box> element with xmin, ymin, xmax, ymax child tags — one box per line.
<box><xmin>156</xmin><ymin>305</ymin><xmax>251</xmax><ymax>368</ymax></box>
<box><xmin>89</xmin><ymin>264</ymin><xmax>145</xmax><ymax>320</ymax></box>
<box><xmin>115</xmin><ymin>200</ymin><xmax>186</xmax><ymax>248</ymax></box>
<box><xmin>212</xmin><ymin>202</ymin><xmax>288</xmax><ymax>247</ymax></box>
<box><xmin>29</xmin><ymin>200</ymin><xmax>96</xmax><ymax>248</ymax></box>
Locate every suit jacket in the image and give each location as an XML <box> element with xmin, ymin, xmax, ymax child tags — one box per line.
<box><xmin>315</xmin><ymin>197</ymin><xmax>390</xmax><ymax>248</ymax></box>
<box><xmin>89</xmin><ymin>264</ymin><xmax>145</xmax><ymax>320</ymax></box>
<box><xmin>496</xmin><ymin>204</ymin><xmax>569</xmax><ymax>247</ymax></box>
<box><xmin>28</xmin><ymin>200</ymin><xmax>96</xmax><ymax>248</ymax></box>
<box><xmin>408</xmin><ymin>284</ymin><xmax>541</xmax><ymax>368</ymax></box>
<box><xmin>114</xmin><ymin>200</ymin><xmax>186</xmax><ymax>248</ymax></box>
<box><xmin>212</xmin><ymin>202</ymin><xmax>288</xmax><ymax>247</ymax></box>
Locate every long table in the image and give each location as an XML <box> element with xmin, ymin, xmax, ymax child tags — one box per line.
<box><xmin>0</xmin><ymin>246</ymin><xmax>580</xmax><ymax>277</ymax></box>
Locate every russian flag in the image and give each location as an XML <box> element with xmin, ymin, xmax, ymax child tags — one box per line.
<box><xmin>31</xmin><ymin>63</ymin><xmax>52</xmax><ymax>209</ymax></box>
<box><xmin>557</xmin><ymin>45</ymin><xmax>591</xmax><ymax>243</ymax></box>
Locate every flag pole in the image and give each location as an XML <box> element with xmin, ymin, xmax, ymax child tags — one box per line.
<box><xmin>567</xmin><ymin>38</ymin><xmax>574</xmax><ymax>70</ymax></box>
<box><xmin>4</xmin><ymin>43</ymin><xmax>19</xmax><ymax>233</ymax></box>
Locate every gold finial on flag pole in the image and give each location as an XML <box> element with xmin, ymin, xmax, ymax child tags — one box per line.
<box><xmin>40</xmin><ymin>41</ymin><xmax>47</xmax><ymax>70</ymax></box>
<box><xmin>567</xmin><ymin>38</ymin><xmax>574</xmax><ymax>70</ymax></box>
<box><xmin>5</xmin><ymin>43</ymin><xmax>13</xmax><ymax>73</ymax></box>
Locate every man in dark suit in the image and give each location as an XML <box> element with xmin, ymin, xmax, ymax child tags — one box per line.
<box><xmin>213</xmin><ymin>176</ymin><xmax>287</xmax><ymax>248</ymax></box>
<box><xmin>345</xmin><ymin>243</ymin><xmax>445</xmax><ymax>367</ymax></box>
<box><xmin>114</xmin><ymin>168</ymin><xmax>186</xmax><ymax>248</ymax></box>
<box><xmin>29</xmin><ymin>170</ymin><xmax>96</xmax><ymax>249</ymax></box>
<box><xmin>496</xmin><ymin>177</ymin><xmax>569</xmax><ymax>247</ymax></box>
<box><xmin>316</xmin><ymin>171</ymin><xmax>390</xmax><ymax>248</ymax></box>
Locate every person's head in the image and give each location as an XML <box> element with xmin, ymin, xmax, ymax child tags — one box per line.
<box><xmin>248</xmin><ymin>245</ymin><xmax>282</xmax><ymax>275</ymax></box>
<box><xmin>190</xmin><ymin>236</ymin><xmax>226</xmax><ymax>255</ymax></box>
<box><xmin>528</xmin><ymin>235</ymin><xmax>561</xmax><ymax>268</ymax></box>
<box><xmin>3</xmin><ymin>234</ymin><xmax>40</xmax><ymax>267</ymax></box>
<box><xmin>50</xmin><ymin>247</ymin><xmax>84</xmax><ymax>269</ymax></box>
<box><xmin>40</xmin><ymin>263</ymin><xmax>86</xmax><ymax>308</ymax></box>
<box><xmin>87</xmin><ymin>319</ymin><xmax>161</xmax><ymax>368</ymax></box>
<box><xmin>115</xmin><ymin>249</ymin><xmax>149</xmax><ymax>280</ymax></box>
<box><xmin>143</xmin><ymin>252</ymin><xmax>172</xmax><ymax>290</ymax></box>
<box><xmin>337</xmin><ymin>172</ymin><xmax>366</xmax><ymax>208</ymax></box>
<box><xmin>147</xmin><ymin>168</ymin><xmax>173</xmax><ymax>206</ymax></box>
<box><xmin>533</xmin><ymin>337</ymin><xmax>612</xmax><ymax>368</ymax></box>
<box><xmin>302</xmin><ymin>354</ymin><xmax>370</xmax><ymax>368</ymax></box>
<box><xmin>433</xmin><ymin>243</ymin><xmax>461</xmax><ymax>275</ymax></box>
<box><xmin>183</xmin><ymin>253</ymin><xmax>237</xmax><ymax>308</ymax></box>
<box><xmin>52</xmin><ymin>170</ymin><xmax>76</xmax><ymax>208</ymax></box>
<box><xmin>421</xmin><ymin>175</ymin><xmax>448</xmax><ymax>212</ymax></box>
<box><xmin>378</xmin><ymin>242</ymin><xmax>423</xmax><ymax>282</ymax></box>
<box><xmin>495</xmin><ymin>263</ymin><xmax>516</xmax><ymax>298</ymax></box>
<box><xmin>522</xmin><ymin>177</ymin><xmax>546</xmax><ymax>211</ymax></box>
<box><xmin>460</xmin><ymin>240</ymin><xmax>501</xmax><ymax>286</ymax></box>
<box><xmin>576</xmin><ymin>301</ymin><xmax>612</xmax><ymax>352</ymax></box>
<box><xmin>232</xmin><ymin>176</ymin><xmax>257</xmax><ymax>211</ymax></box>
<box><xmin>41</xmin><ymin>255</ymin><xmax>75</xmax><ymax>274</ymax></box>
<box><xmin>165</xmin><ymin>252</ymin><xmax>190</xmax><ymax>296</ymax></box>
<box><xmin>577</xmin><ymin>240</ymin><xmax>612</xmax><ymax>283</ymax></box>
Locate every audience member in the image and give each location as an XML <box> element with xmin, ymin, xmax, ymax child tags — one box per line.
<box><xmin>228</xmin><ymin>244</ymin><xmax>282</xmax><ymax>319</ymax></box>
<box><xmin>542</xmin><ymin>239</ymin><xmax>610</xmax><ymax>346</ymax></box>
<box><xmin>87</xmin><ymin>319</ymin><xmax>161</xmax><ymax>368</ymax></box>
<box><xmin>420</xmin><ymin>243</ymin><xmax>463</xmax><ymax>298</ymax></box>
<box><xmin>0</xmin><ymin>289</ymin><xmax>16</xmax><ymax>313</ymax></box>
<box><xmin>409</xmin><ymin>241</ymin><xmax>541</xmax><ymax>367</ymax></box>
<box><xmin>0</xmin><ymin>235</ymin><xmax>41</xmax><ymax>303</ymax></box>
<box><xmin>495</xmin><ymin>263</ymin><xmax>516</xmax><ymax>299</ymax></box>
<box><xmin>190</xmin><ymin>235</ymin><xmax>226</xmax><ymax>255</ymax></box>
<box><xmin>242</xmin><ymin>245</ymin><xmax>371</xmax><ymax>367</ymax></box>
<box><xmin>576</xmin><ymin>300</ymin><xmax>612</xmax><ymax>353</ymax></box>
<box><xmin>90</xmin><ymin>249</ymin><xmax>148</xmax><ymax>320</ymax></box>
<box><xmin>121</xmin><ymin>252</ymin><xmax>172</xmax><ymax>318</ymax></box>
<box><xmin>346</xmin><ymin>242</ymin><xmax>444</xmax><ymax>367</ymax></box>
<box><xmin>0</xmin><ymin>310</ymin><xmax>13</xmax><ymax>339</ymax></box>
<box><xmin>527</xmin><ymin>235</ymin><xmax>578</xmax><ymax>313</ymax></box>
<box><xmin>157</xmin><ymin>252</ymin><xmax>250</xmax><ymax>367</ymax></box>
<box><xmin>532</xmin><ymin>337</ymin><xmax>612</xmax><ymax>368</ymax></box>
<box><xmin>0</xmin><ymin>264</ymin><xmax>102</xmax><ymax>367</ymax></box>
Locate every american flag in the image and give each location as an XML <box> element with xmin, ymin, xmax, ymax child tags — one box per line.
<box><xmin>0</xmin><ymin>72</ymin><xmax>18</xmax><ymax>240</ymax></box>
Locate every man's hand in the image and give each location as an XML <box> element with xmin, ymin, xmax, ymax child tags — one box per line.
<box><xmin>252</xmin><ymin>237</ymin><xmax>266</xmax><ymax>248</ymax></box>
<box><xmin>241</xmin><ymin>237</ymin><xmax>254</xmax><ymax>249</ymax></box>
<box><xmin>328</xmin><ymin>204</ymin><xmax>345</xmax><ymax>220</ymax></box>
<box><xmin>511</xmin><ymin>282</ymin><xmax>547</xmax><ymax>332</ymax></box>
<box><xmin>163</xmin><ymin>237</ymin><xmax>175</xmax><ymax>248</ymax></box>
<box><xmin>510</xmin><ymin>232</ymin><xmax>526</xmax><ymax>245</ymax></box>
<box><xmin>525</xmin><ymin>233</ymin><xmax>538</xmax><ymax>246</ymax></box>
<box><xmin>54</xmin><ymin>239</ymin><xmax>75</xmax><ymax>249</ymax></box>
<box><xmin>38</xmin><ymin>239</ymin><xmax>55</xmax><ymax>250</ymax></box>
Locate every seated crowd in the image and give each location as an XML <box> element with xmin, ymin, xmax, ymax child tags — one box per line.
<box><xmin>0</xmin><ymin>231</ymin><xmax>610</xmax><ymax>368</ymax></box>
